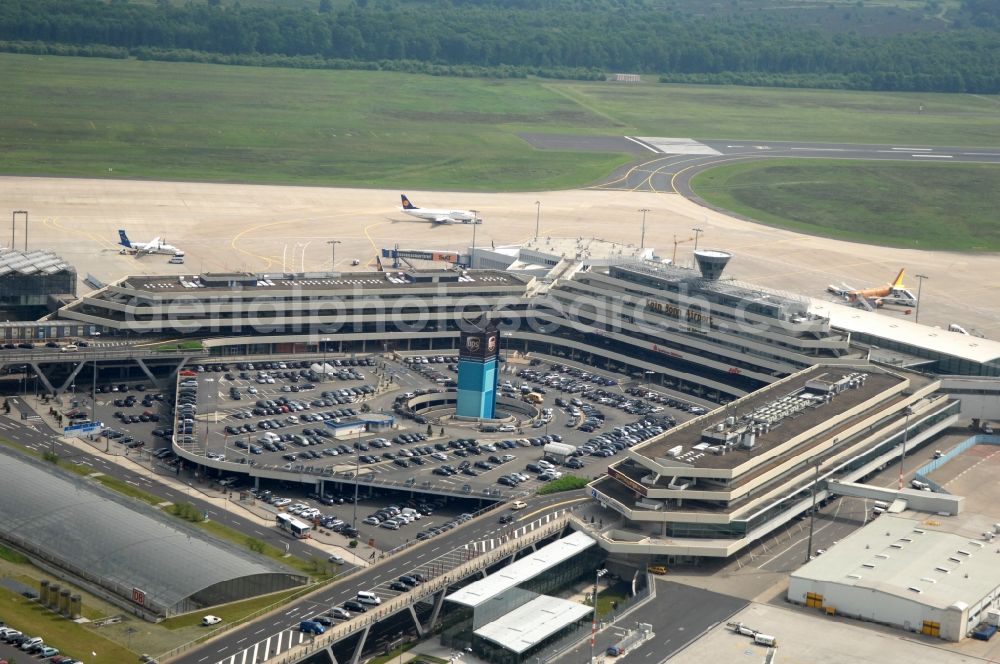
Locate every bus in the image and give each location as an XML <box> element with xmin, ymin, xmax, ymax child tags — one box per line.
<box><xmin>276</xmin><ymin>513</ymin><xmax>312</xmax><ymax>539</ymax></box>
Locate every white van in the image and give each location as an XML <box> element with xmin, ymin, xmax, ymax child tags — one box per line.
<box><xmin>60</xmin><ymin>344</ymin><xmax>78</xmax><ymax>353</ymax></box>
<box><xmin>356</xmin><ymin>591</ymin><xmax>382</xmax><ymax>606</ymax></box>
<box><xmin>169</xmin><ymin>251</ymin><xmax>185</xmax><ymax>264</ymax></box>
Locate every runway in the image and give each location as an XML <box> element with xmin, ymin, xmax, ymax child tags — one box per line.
<box><xmin>574</xmin><ymin>137</ymin><xmax>1000</xmax><ymax>194</ymax></box>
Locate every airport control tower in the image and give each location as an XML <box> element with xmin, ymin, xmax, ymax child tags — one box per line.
<box><xmin>456</xmin><ymin>316</ymin><xmax>500</xmax><ymax>419</ymax></box>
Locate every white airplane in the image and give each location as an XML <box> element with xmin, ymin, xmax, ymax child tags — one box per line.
<box><xmin>118</xmin><ymin>230</ymin><xmax>181</xmax><ymax>256</ymax></box>
<box><xmin>400</xmin><ymin>194</ymin><xmax>481</xmax><ymax>225</ymax></box>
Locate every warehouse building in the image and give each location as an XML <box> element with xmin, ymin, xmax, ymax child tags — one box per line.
<box><xmin>788</xmin><ymin>514</ymin><xmax>1000</xmax><ymax>641</ymax></box>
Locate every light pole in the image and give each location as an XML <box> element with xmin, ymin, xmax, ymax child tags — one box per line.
<box><xmin>353</xmin><ymin>431</ymin><xmax>361</xmax><ymax>528</ymax></box>
<box><xmin>590</xmin><ymin>568</ymin><xmax>608</xmax><ymax>664</ymax></box>
<box><xmin>502</xmin><ymin>331</ymin><xmax>513</xmax><ymax>362</ymax></box>
<box><xmin>470</xmin><ymin>211</ymin><xmax>479</xmax><ymax>267</ymax></box>
<box><xmin>804</xmin><ymin>460</ymin><xmax>820</xmax><ymax>564</ymax></box>
<box><xmin>327</xmin><ymin>240</ymin><xmax>342</xmax><ymax>272</ymax></box>
<box><xmin>914</xmin><ymin>274</ymin><xmax>928</xmax><ymax>324</ymax></box>
<box><xmin>692</xmin><ymin>227</ymin><xmax>704</xmax><ymax>252</ymax></box>
<box><xmin>12</xmin><ymin>210</ymin><xmax>27</xmax><ymax>251</ymax></box>
<box><xmin>897</xmin><ymin>406</ymin><xmax>914</xmax><ymax>491</ymax></box>
<box><xmin>638</xmin><ymin>208</ymin><xmax>650</xmax><ymax>249</ymax></box>
<box><xmin>321</xmin><ymin>337</ymin><xmax>330</xmax><ymax>382</ymax></box>
<box><xmin>534</xmin><ymin>201</ymin><xmax>541</xmax><ymax>239</ymax></box>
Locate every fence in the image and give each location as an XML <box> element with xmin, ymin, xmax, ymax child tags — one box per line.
<box><xmin>271</xmin><ymin>514</ymin><xmax>575</xmax><ymax>664</ymax></box>
<box><xmin>536</xmin><ymin>574</ymin><xmax>654</xmax><ymax>664</ymax></box>
<box><xmin>913</xmin><ymin>434</ymin><xmax>1000</xmax><ymax>492</ymax></box>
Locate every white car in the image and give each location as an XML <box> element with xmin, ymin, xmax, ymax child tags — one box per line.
<box><xmin>328</xmin><ymin>554</ymin><xmax>346</xmax><ymax>564</ymax></box>
<box><xmin>510</xmin><ymin>500</ymin><xmax>528</xmax><ymax>510</ymax></box>
<box><xmin>201</xmin><ymin>615</ymin><xmax>222</xmax><ymax>626</ymax></box>
<box><xmin>272</xmin><ymin>498</ymin><xmax>292</xmax><ymax>507</ymax></box>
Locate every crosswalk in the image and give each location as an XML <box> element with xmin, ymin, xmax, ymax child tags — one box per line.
<box><xmin>211</xmin><ymin>509</ymin><xmax>574</xmax><ymax>664</ymax></box>
<box><xmin>216</xmin><ymin>629</ymin><xmax>310</xmax><ymax>664</ymax></box>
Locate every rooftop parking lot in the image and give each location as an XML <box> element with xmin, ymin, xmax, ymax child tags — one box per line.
<box><xmin>77</xmin><ymin>353</ymin><xmax>696</xmax><ymax>550</ymax></box>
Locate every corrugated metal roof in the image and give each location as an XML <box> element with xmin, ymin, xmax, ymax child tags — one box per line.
<box><xmin>446</xmin><ymin>531</ymin><xmax>595</xmax><ymax>608</ymax></box>
<box><xmin>791</xmin><ymin>515</ymin><xmax>1000</xmax><ymax>610</ymax></box>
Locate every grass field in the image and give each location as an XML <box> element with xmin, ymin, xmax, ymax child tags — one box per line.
<box><xmin>690</xmin><ymin>159</ymin><xmax>1000</xmax><ymax>251</ymax></box>
<box><xmin>0</xmin><ymin>586</ymin><xmax>137</xmax><ymax>663</ymax></box>
<box><xmin>2</xmin><ymin>53</ymin><xmax>998</xmax><ymax>191</ymax></box>
<box><xmin>160</xmin><ymin>587</ymin><xmax>305</xmax><ymax>630</ymax></box>
<box><xmin>93</xmin><ymin>473</ymin><xmax>164</xmax><ymax>505</ymax></box>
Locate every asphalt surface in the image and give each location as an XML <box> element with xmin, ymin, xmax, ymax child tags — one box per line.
<box><xmin>552</xmin><ymin>137</ymin><xmax>1000</xmax><ymax>195</ymax></box>
<box><xmin>550</xmin><ymin>581</ymin><xmax>747</xmax><ymax>664</ymax></box>
<box><xmin>176</xmin><ymin>494</ymin><xmax>586</xmax><ymax>664</ymax></box>
<box><xmin>0</xmin><ymin>399</ymin><xmax>589</xmax><ymax>664</ymax></box>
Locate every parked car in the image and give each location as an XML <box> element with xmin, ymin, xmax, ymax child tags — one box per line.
<box><xmin>342</xmin><ymin>600</ymin><xmax>368</xmax><ymax>613</ymax></box>
<box><xmin>328</xmin><ymin>606</ymin><xmax>352</xmax><ymax>620</ymax></box>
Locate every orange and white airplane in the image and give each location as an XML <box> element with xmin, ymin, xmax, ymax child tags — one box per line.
<box><xmin>828</xmin><ymin>269</ymin><xmax>917</xmax><ymax>310</ymax></box>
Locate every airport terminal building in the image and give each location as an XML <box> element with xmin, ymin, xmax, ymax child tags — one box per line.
<box><xmin>587</xmin><ymin>363</ymin><xmax>960</xmax><ymax>561</ymax></box>
<box><xmin>51</xmin><ymin>248</ymin><xmax>875</xmax><ymax>404</ymax></box>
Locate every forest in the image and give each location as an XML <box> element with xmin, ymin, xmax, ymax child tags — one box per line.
<box><xmin>1</xmin><ymin>0</ymin><xmax>999</xmax><ymax>92</ymax></box>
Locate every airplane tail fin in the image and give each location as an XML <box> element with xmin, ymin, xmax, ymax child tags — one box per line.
<box><xmin>400</xmin><ymin>194</ymin><xmax>418</xmax><ymax>210</ymax></box>
<box><xmin>892</xmin><ymin>268</ymin><xmax>906</xmax><ymax>288</ymax></box>
<box><xmin>118</xmin><ymin>230</ymin><xmax>132</xmax><ymax>248</ymax></box>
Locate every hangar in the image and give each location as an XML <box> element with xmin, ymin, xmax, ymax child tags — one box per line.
<box><xmin>788</xmin><ymin>515</ymin><xmax>1000</xmax><ymax>641</ymax></box>
<box><xmin>0</xmin><ymin>448</ymin><xmax>307</xmax><ymax>619</ymax></box>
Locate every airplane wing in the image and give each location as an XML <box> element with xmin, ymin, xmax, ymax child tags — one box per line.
<box><xmin>433</xmin><ymin>216</ymin><xmax>454</xmax><ymax>224</ymax></box>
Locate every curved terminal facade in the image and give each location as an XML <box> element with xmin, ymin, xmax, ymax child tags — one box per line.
<box><xmin>588</xmin><ymin>363</ymin><xmax>959</xmax><ymax>561</ymax></box>
<box><xmin>55</xmin><ymin>256</ymin><xmax>861</xmax><ymax>404</ymax></box>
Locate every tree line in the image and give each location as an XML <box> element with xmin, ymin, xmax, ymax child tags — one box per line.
<box><xmin>0</xmin><ymin>0</ymin><xmax>998</xmax><ymax>93</ymax></box>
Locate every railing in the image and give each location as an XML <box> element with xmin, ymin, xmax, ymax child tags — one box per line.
<box><xmin>270</xmin><ymin>513</ymin><xmax>575</xmax><ymax>664</ymax></box>
<box><xmin>535</xmin><ymin>574</ymin><xmax>654</xmax><ymax>664</ymax></box>
<box><xmin>156</xmin><ymin>581</ymin><xmax>328</xmax><ymax>662</ymax></box>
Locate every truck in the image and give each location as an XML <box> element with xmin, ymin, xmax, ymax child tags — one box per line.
<box><xmin>973</xmin><ymin>623</ymin><xmax>997</xmax><ymax>641</ymax></box>
<box><xmin>543</xmin><ymin>442</ymin><xmax>577</xmax><ymax>459</ymax></box>
<box><xmin>524</xmin><ymin>392</ymin><xmax>544</xmax><ymax>405</ymax></box>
